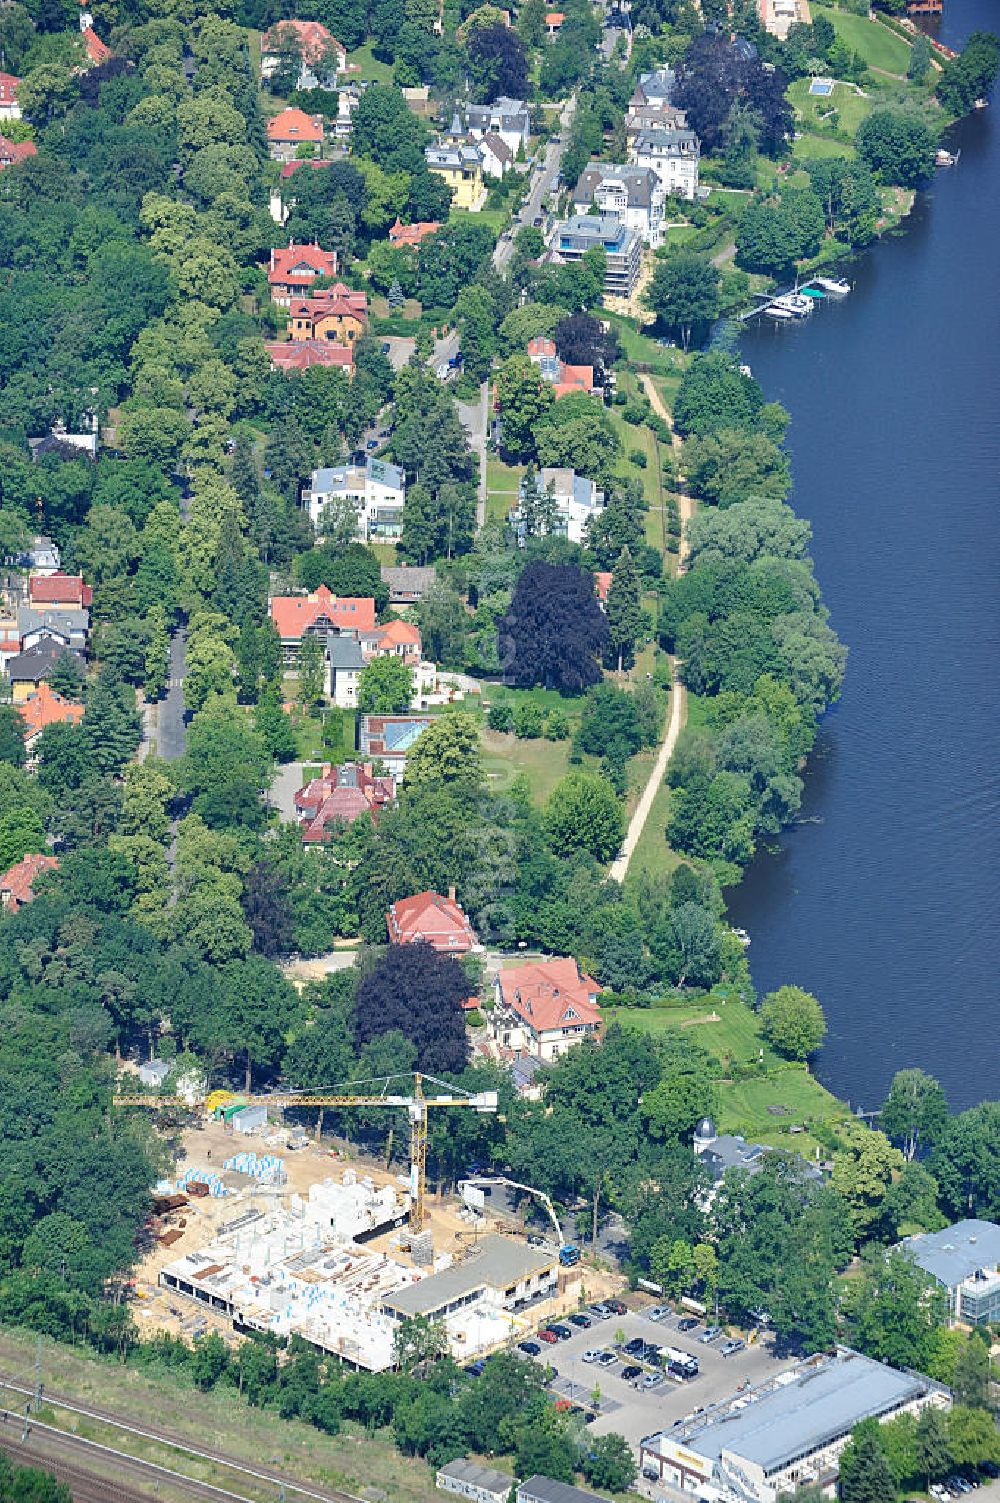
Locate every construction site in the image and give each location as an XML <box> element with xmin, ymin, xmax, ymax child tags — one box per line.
<box><xmin>129</xmin><ymin>1079</ymin><xmax>614</xmax><ymax>1372</ymax></box>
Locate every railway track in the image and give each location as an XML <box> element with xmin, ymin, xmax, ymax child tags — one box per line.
<box><xmin>0</xmin><ymin>1372</ymin><xmax>364</xmax><ymax>1503</ymax></box>
<box><xmin>0</xmin><ymin>1417</ymin><xmax>241</xmax><ymax>1502</ymax></box>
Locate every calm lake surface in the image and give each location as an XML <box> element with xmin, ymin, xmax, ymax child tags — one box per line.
<box><xmin>727</xmin><ymin>0</ymin><xmax>1000</xmax><ymax>1112</ymax></box>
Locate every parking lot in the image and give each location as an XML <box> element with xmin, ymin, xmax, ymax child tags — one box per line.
<box><xmin>521</xmin><ymin>1302</ymin><xmax>796</xmax><ymax>1448</ymax></box>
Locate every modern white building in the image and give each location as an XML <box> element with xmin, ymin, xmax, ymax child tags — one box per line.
<box><xmin>437</xmin><ymin>1460</ymin><xmax>516</xmax><ymax>1503</ymax></box>
<box><xmin>640</xmin><ymin>1348</ymin><xmax>949</xmax><ymax>1503</ymax></box>
<box><xmin>514</xmin><ymin>467</ymin><xmax>605</xmax><ymax>546</ymax></box>
<box><xmin>630</xmin><ymin>127</ymin><xmax>700</xmax><ymax>200</ymax></box>
<box><xmin>305</xmin><ymin>457</ymin><xmax>406</xmax><ymax>543</ymax></box>
<box><xmin>551</xmin><ymin>214</ymin><xmax>643</xmax><ymax>299</ymax></box>
<box><xmin>903</xmin><ymin>1219</ymin><xmax>1000</xmax><ymax>1326</ymax></box>
<box><xmin>573</xmin><ymin>161</ymin><xmax>666</xmax><ymax>247</ymax></box>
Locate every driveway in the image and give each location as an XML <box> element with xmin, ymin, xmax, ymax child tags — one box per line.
<box><xmin>269</xmin><ymin>761</ymin><xmax>306</xmax><ymax>823</ymax></box>
<box><xmin>456</xmin><ymin>383</ymin><xmax>489</xmax><ymax>526</ymax></box>
<box><xmin>156</xmin><ymin>628</ymin><xmax>188</xmax><ymax>761</ymax></box>
<box><xmin>521</xmin><ymin>1305</ymin><xmax>794</xmax><ymax>1450</ymax></box>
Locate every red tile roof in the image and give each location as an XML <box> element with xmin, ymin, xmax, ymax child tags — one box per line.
<box><xmin>527</xmin><ymin>336</ymin><xmax>557</xmax><ymax>359</ymax></box>
<box><xmin>295</xmin><ymin>762</ymin><xmax>394</xmax><ymax>840</ymax></box>
<box><xmin>269</xmin><ymin>243</ymin><xmax>337</xmax><ymax>287</ymax></box>
<box><xmin>287</xmin><ymin>283</ymin><xmax>368</xmax><ymax>323</ymax></box>
<box><xmin>269</xmin><ymin>586</ymin><xmax>375</xmax><ymax>641</ymax></box>
<box><xmin>594</xmin><ymin>570</ymin><xmax>613</xmax><ymax>603</ymax></box>
<box><xmin>366</xmin><ymin>620</ymin><xmax>422</xmax><ymax>656</ymax></box>
<box><xmin>554</xmin><ymin>363</ymin><xmax>595</xmax><ymax>398</ymax></box>
<box><xmin>28</xmin><ymin>573</ymin><xmax>92</xmax><ymax>608</ymax></box>
<box><xmin>261</xmin><ymin>19</ymin><xmax>345</xmax><ymax>66</ymax></box>
<box><xmin>265</xmin><ymin>340</ymin><xmax>355</xmax><ymax>372</ymax></box>
<box><xmin>20</xmin><ymin>683</ymin><xmax>85</xmax><ymax>741</ymax></box>
<box><xmin>267</xmin><ymin>108</ymin><xmax>325</xmax><ymax>145</ymax></box>
<box><xmin>0</xmin><ymin>852</ymin><xmax>58</xmax><ymax>911</ymax></box>
<box><xmin>0</xmin><ymin>73</ymin><xmax>21</xmax><ymax>107</ymax></box>
<box><xmin>388</xmin><ymin>217</ymin><xmax>441</xmax><ymax>248</ymax></box>
<box><xmin>496</xmin><ymin>957</ymin><xmax>602</xmax><ymax>1035</ymax></box>
<box><xmin>545</xmin><ymin>11</ymin><xmax>565</xmax><ymax>24</ymax></box>
<box><xmin>387</xmin><ymin>890</ymin><xmax>478</xmax><ymax>952</ymax></box>
<box><xmin>0</xmin><ymin>135</ymin><xmax>36</xmax><ymax>169</ymax></box>
<box><xmin>81</xmin><ymin>25</ymin><xmax>112</xmax><ymax>64</ymax></box>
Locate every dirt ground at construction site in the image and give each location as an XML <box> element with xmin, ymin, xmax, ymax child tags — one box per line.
<box><xmin>131</xmin><ymin>1117</ymin><xmax>623</xmax><ymax>1344</ymax></box>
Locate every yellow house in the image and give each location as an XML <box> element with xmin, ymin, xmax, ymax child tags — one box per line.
<box><xmin>424</xmin><ymin>143</ymin><xmax>487</xmax><ymax>212</ymax></box>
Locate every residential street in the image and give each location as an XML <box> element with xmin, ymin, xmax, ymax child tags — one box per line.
<box><xmin>493</xmin><ymin>96</ymin><xmax>577</xmax><ymax>273</ymax></box>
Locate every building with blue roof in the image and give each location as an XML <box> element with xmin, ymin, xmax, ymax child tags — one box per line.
<box><xmin>903</xmin><ymin>1219</ymin><xmax>1000</xmax><ymax>1325</ymax></box>
<box><xmin>641</xmin><ymin>1347</ymin><xmax>949</xmax><ymax>1503</ymax></box>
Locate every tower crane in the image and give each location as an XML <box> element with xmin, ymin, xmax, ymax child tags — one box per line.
<box><xmin>114</xmin><ymin>1072</ymin><xmax>498</xmax><ymax>1235</ymax></box>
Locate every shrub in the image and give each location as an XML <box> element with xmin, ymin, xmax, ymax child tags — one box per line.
<box><xmin>488</xmin><ymin>700</ymin><xmax>514</xmax><ymax>732</ymax></box>
<box><xmin>513</xmin><ymin>700</ymin><xmax>544</xmax><ymax>738</ymax></box>
<box><xmin>629</xmin><ymin>448</ymin><xmax>648</xmax><ymax>469</ymax></box>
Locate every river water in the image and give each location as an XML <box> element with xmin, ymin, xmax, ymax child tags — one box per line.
<box><xmin>727</xmin><ymin>0</ymin><xmax>1000</xmax><ymax>1113</ymax></box>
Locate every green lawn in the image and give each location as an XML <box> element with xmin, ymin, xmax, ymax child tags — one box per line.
<box><xmin>486</xmin><ymin>455</ymin><xmax>524</xmax><ymax>522</ymax></box>
<box><xmin>601</xmin><ymin>997</ymin><xmax>852</xmax><ymax>1156</ymax></box>
<box><xmin>663</xmin><ymin>224</ymin><xmax>700</xmax><ymax>247</ymax></box>
<box><xmin>788</xmin><ymin>76</ymin><xmax>874</xmax><ymax>137</ymax></box>
<box><xmin>793</xmin><ymin>131</ymin><xmax>856</xmax><ymax>161</ymax></box>
<box><xmin>450</xmin><ymin>206</ymin><xmax>509</xmax><ymax>234</ymax></box>
<box><xmin>347</xmin><ymin>42</ymin><xmax>394</xmax><ymax>82</ymax></box>
<box><xmin>812</xmin><ymin>5</ymin><xmax>911</xmax><ymax>74</ymax></box>
<box><xmin>605</xmin><ymin>311</ymin><xmax>691</xmax><ymax>377</ymax></box>
<box><xmin>482</xmin><ymin>727</ymin><xmax>573</xmax><ymax>804</ymax></box>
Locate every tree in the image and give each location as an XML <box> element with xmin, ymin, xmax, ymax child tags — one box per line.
<box><xmin>952</xmin><ymin>1332</ymin><xmax>991</xmax><ymax>1410</ymax></box>
<box><xmin>839</xmin><ymin>1428</ymin><xmax>897</xmax><ymax>1503</ymax></box>
<box><xmin>683</xmin><ymin>428</ymin><xmax>791</xmax><ymax>507</ymax></box>
<box><xmin>581</xmin><ymin>1433</ymin><xmax>637</xmax><ymax>1493</ymax></box>
<box><xmin>855</xmin><ymin>109</ymin><xmax>937</xmax><ymax>188</ymax></box>
<box><xmin>915</xmin><ymin>1406</ymin><xmax>952</xmax><ymax>1489</ymax></box>
<box><xmin>844</xmin><ymin>1249</ymin><xmax>943</xmax><ymax>1370</ymax></box>
<box><xmin>466</xmin><ymin>21</ymin><xmax>529</xmax><ymax>101</ymax></box>
<box><xmin>605</xmin><ymin>547</ymin><xmax>643</xmax><ymax>672</ymax></box>
<box><xmin>393</xmin><ymin>1313</ymin><xmax>448</xmax><ymax>1373</ymax></box>
<box><xmin>215</xmin><ymin>956</ymin><xmax>300</xmax><ymax>1092</ymax></box>
<box><xmin>48</xmin><ymin>650</ymin><xmax>86</xmax><ymax>701</ymax></box>
<box><xmin>645</xmin><ymin>252</ymin><xmax>720</xmax><ymax>350</ymax></box>
<box><xmin>0</xmin><ymin>705</ymin><xmax>26</xmax><ymax>767</ymax></box>
<box><xmin>652</xmin><ymin>902</ymin><xmax>723</xmax><ymax>989</ymax></box>
<box><xmin>674</xmin><ymin>352</ymin><xmax>767</xmax><ymax>439</ymax></box>
<box><xmin>358</xmin><ymin>656</ymin><xmax>414</xmax><ymax>714</ymax></box>
<box><xmin>832</xmin><ymin>1126</ymin><xmax>904</xmax><ymax>1244</ymax></box>
<box><xmin>908</xmin><ymin>32</ymin><xmax>932</xmax><ymax>83</ymax></box>
<box><xmin>533</xmin><ymin>394</ymin><xmax>621</xmax><ymax>490</ymax></box>
<box><xmin>494</xmin><ymin>355</ymin><xmax>555</xmax><ymax>460</ymax></box>
<box><xmin>759</xmin><ymin>985</ymin><xmax>826</xmax><ymax>1060</ymax></box>
<box><xmin>403</xmin><ymin>713</ymin><xmax>482</xmax><ymax>795</ymax></box>
<box><xmin>881</xmin><ymin>1068</ymin><xmax>949</xmax><ymax>1161</ymax></box>
<box><xmin>298</xmin><ymin>634</ymin><xmax>326</xmax><ymax>710</ymax></box>
<box><xmin>736</xmin><ymin>189</ymin><xmax>826</xmax><ymax>278</ymax></box>
<box><xmin>82</xmin><ymin>674</ymin><xmax>143</xmax><ymax>777</ymax></box>
<box><xmin>948</xmin><ymin>1404</ymin><xmax>1000</xmax><ymax>1471</ymax></box>
<box><xmin>544</xmin><ymin>772</ymin><xmax>624</xmax><ymax>863</ymax></box>
<box><xmin>937</xmin><ymin>32</ymin><xmax>1000</xmax><ymax>117</ymax></box>
<box><xmin>931</xmin><ymin>1102</ymin><xmax>1000</xmax><ymax>1220</ymax></box>
<box><xmin>354</xmin><ymin>942</ymin><xmax>470</xmax><ymax>1073</ymax></box>
<box><xmin>499</xmin><ymin>562</ymin><xmax>609</xmax><ymax>691</ymax></box>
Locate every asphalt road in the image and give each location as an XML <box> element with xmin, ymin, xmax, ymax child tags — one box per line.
<box><xmin>522</xmin><ymin>1304</ymin><xmax>794</xmax><ymax>1450</ymax></box>
<box><xmin>493</xmin><ymin>97</ymin><xmax>577</xmax><ymax>273</ymax></box>
<box><xmin>156</xmin><ymin>628</ymin><xmax>187</xmax><ymax>761</ymax></box>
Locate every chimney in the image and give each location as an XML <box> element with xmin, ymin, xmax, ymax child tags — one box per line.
<box><xmin>448</xmin><ymin>884</ymin><xmax>456</xmax><ymax>903</ymax></box>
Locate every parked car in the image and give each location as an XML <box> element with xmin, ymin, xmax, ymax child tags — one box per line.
<box><xmin>621</xmin><ymin>1365</ymin><xmax>643</xmax><ymax>1382</ymax></box>
<box><xmin>678</xmin><ymin>1317</ymin><xmax>700</xmax><ymax>1332</ymax></box>
<box><xmin>589</xmin><ymin>1303</ymin><xmax>612</xmax><ymax>1320</ymax></box>
<box><xmin>549</xmin><ymin>1324</ymin><xmax>573</xmax><ymax>1341</ymax></box>
<box><xmin>527</xmin><ymin>1233</ymin><xmax>546</xmax><ymax>1247</ymax></box>
<box><xmin>641</xmin><ymin>1372</ymin><xmax>665</xmax><ymax>1390</ymax></box>
<box><xmin>596</xmin><ymin>1351</ymin><xmax>617</xmax><ymax>1368</ymax></box>
<box><xmin>463</xmin><ymin>1360</ymin><xmax>486</xmax><ymax>1376</ymax></box>
<box><xmin>518</xmin><ymin>1340</ymin><xmax>541</xmax><ymax>1356</ymax></box>
<box><xmin>701</xmin><ymin>1326</ymin><xmax>721</xmax><ymax>1343</ymax></box>
<box><xmin>366</xmin><ymin>439</ymin><xmax>379</xmax><ymax>450</ymax></box>
<box><xmin>538</xmin><ymin>1328</ymin><xmax>559</xmax><ymax>1343</ymax></box>
<box><xmin>605</xmin><ymin>1299</ymin><xmax>627</xmax><ymax>1315</ymax></box>
<box><xmin>381</xmin><ymin>342</ymin><xmax>391</xmax><ymax>354</ymax></box>
<box><xmin>646</xmin><ymin>1306</ymin><xmax>669</xmax><ymax>1322</ymax></box>
<box><xmin>532</xmin><ymin>215</ymin><xmax>543</xmax><ymax>227</ymax></box>
<box><xmin>720</xmin><ymin>1338</ymin><xmax>746</xmax><ymax>1357</ymax></box>
<box><xmin>568</xmin><ymin>1312</ymin><xmax>592</xmax><ymax>1329</ymax></box>
<box><xmin>582</xmin><ymin>1349</ymin><xmax>603</xmax><ymax>1364</ymax></box>
<box><xmin>623</xmin><ymin>1337</ymin><xmax>646</xmax><ymax>1356</ymax></box>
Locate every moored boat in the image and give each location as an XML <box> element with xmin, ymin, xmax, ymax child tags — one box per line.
<box><xmin>815</xmin><ymin>276</ymin><xmax>850</xmax><ymax>296</ymax></box>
